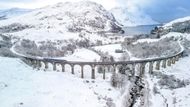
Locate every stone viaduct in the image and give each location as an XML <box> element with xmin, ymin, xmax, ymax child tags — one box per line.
<box><xmin>18</xmin><ymin>50</ymin><xmax>184</xmax><ymax>80</ymax></box>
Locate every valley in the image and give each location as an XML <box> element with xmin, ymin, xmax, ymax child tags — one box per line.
<box><xmin>1</xmin><ymin>1</ymin><xmax>190</xmax><ymax>107</ymax></box>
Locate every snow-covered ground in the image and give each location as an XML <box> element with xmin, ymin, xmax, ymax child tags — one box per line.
<box><xmin>2</xmin><ymin>32</ymin><xmax>190</xmax><ymax>107</ymax></box>
<box><xmin>161</xmin><ymin>32</ymin><xmax>190</xmax><ymax>40</ymax></box>
<box><xmin>147</xmin><ymin>56</ymin><xmax>190</xmax><ymax>107</ymax></box>
<box><xmin>0</xmin><ymin>57</ymin><xmax>121</xmax><ymax>107</ymax></box>
<box><xmin>134</xmin><ymin>32</ymin><xmax>190</xmax><ymax>44</ymax></box>
<box><xmin>1</xmin><ymin>1</ymin><xmax>190</xmax><ymax>107</ymax></box>
<box><xmin>133</xmin><ymin>38</ymin><xmax>160</xmax><ymax>44</ymax></box>
<box><xmin>92</xmin><ymin>43</ymin><xmax>140</xmax><ymax>61</ymax></box>
<box><xmin>93</xmin><ymin>44</ymin><xmax>122</xmax><ymax>60</ymax></box>
<box><xmin>56</xmin><ymin>48</ymin><xmax>101</xmax><ymax>62</ymax></box>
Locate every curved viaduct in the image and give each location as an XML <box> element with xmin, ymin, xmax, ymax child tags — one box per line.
<box><xmin>17</xmin><ymin>49</ymin><xmax>184</xmax><ymax>80</ymax></box>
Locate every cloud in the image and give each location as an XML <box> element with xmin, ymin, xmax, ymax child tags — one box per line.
<box><xmin>0</xmin><ymin>0</ymin><xmax>190</xmax><ymax>23</ymax></box>
<box><xmin>109</xmin><ymin>0</ymin><xmax>155</xmax><ymax>14</ymax></box>
<box><xmin>0</xmin><ymin>0</ymin><xmax>39</xmax><ymax>9</ymax></box>
<box><xmin>177</xmin><ymin>7</ymin><xmax>188</xmax><ymax>12</ymax></box>
<box><xmin>88</xmin><ymin>0</ymin><xmax>117</xmax><ymax>9</ymax></box>
<box><xmin>0</xmin><ymin>0</ymin><xmax>152</xmax><ymax>10</ymax></box>
<box><xmin>0</xmin><ymin>0</ymin><xmax>118</xmax><ymax>9</ymax></box>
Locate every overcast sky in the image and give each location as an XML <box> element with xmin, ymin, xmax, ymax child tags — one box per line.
<box><xmin>0</xmin><ymin>0</ymin><xmax>190</xmax><ymax>23</ymax></box>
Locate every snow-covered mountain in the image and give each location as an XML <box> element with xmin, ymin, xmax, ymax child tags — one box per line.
<box><xmin>0</xmin><ymin>1</ymin><xmax>122</xmax><ymax>43</ymax></box>
<box><xmin>0</xmin><ymin>8</ymin><xmax>32</xmax><ymax>20</ymax></box>
<box><xmin>0</xmin><ymin>1</ymin><xmax>125</xmax><ymax>57</ymax></box>
<box><xmin>110</xmin><ymin>7</ymin><xmax>159</xmax><ymax>27</ymax></box>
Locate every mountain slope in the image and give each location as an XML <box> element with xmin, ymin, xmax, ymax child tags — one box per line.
<box><xmin>152</xmin><ymin>16</ymin><xmax>190</xmax><ymax>36</ymax></box>
<box><xmin>110</xmin><ymin>7</ymin><xmax>159</xmax><ymax>27</ymax></box>
<box><xmin>0</xmin><ymin>1</ymin><xmax>124</xmax><ymax>57</ymax></box>
<box><xmin>0</xmin><ymin>1</ymin><xmax>123</xmax><ymax>45</ymax></box>
<box><xmin>0</xmin><ymin>1</ymin><xmax>122</xmax><ymax>34</ymax></box>
<box><xmin>0</xmin><ymin>8</ymin><xmax>32</xmax><ymax>20</ymax></box>
<box><xmin>163</xmin><ymin>16</ymin><xmax>190</xmax><ymax>33</ymax></box>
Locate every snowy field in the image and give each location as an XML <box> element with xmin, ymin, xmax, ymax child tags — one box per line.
<box><xmin>56</xmin><ymin>48</ymin><xmax>101</xmax><ymax>62</ymax></box>
<box><xmin>93</xmin><ymin>44</ymin><xmax>123</xmax><ymax>61</ymax></box>
<box><xmin>0</xmin><ymin>57</ymin><xmax>122</xmax><ymax>107</ymax></box>
<box><xmin>92</xmin><ymin>43</ymin><xmax>140</xmax><ymax>61</ymax></box>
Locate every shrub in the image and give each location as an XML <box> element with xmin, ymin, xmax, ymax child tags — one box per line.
<box><xmin>0</xmin><ymin>47</ymin><xmax>17</xmax><ymax>57</ymax></box>
<box><xmin>111</xmin><ymin>73</ymin><xmax>127</xmax><ymax>88</ymax></box>
<box><xmin>115</xmin><ymin>49</ymin><xmax>124</xmax><ymax>53</ymax></box>
<box><xmin>153</xmin><ymin>72</ymin><xmax>190</xmax><ymax>89</ymax></box>
<box><xmin>123</xmin><ymin>37</ymin><xmax>181</xmax><ymax>58</ymax></box>
<box><xmin>0</xmin><ymin>23</ymin><xmax>33</xmax><ymax>33</ymax></box>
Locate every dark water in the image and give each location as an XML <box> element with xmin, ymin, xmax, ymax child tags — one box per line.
<box><xmin>123</xmin><ymin>24</ymin><xmax>162</xmax><ymax>36</ymax></box>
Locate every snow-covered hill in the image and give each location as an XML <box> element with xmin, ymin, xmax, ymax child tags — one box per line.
<box><xmin>0</xmin><ymin>1</ymin><xmax>125</xmax><ymax>57</ymax></box>
<box><xmin>164</xmin><ymin>16</ymin><xmax>190</xmax><ymax>33</ymax></box>
<box><xmin>0</xmin><ymin>8</ymin><xmax>32</xmax><ymax>20</ymax></box>
<box><xmin>110</xmin><ymin>7</ymin><xmax>159</xmax><ymax>27</ymax></box>
<box><xmin>164</xmin><ymin>16</ymin><xmax>190</xmax><ymax>28</ymax></box>
<box><xmin>1</xmin><ymin>1</ymin><xmax>121</xmax><ymax>32</ymax></box>
<box><xmin>151</xmin><ymin>16</ymin><xmax>190</xmax><ymax>36</ymax></box>
<box><xmin>0</xmin><ymin>1</ymin><xmax>122</xmax><ymax>43</ymax></box>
